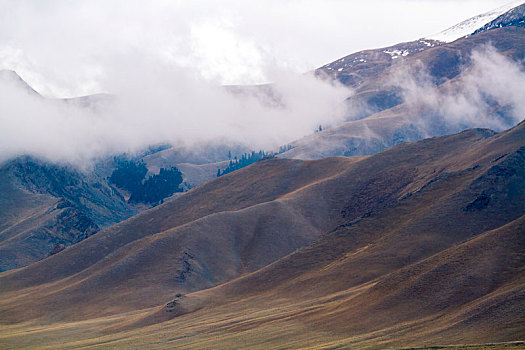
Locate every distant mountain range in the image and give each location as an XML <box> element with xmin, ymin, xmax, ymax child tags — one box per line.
<box><xmin>280</xmin><ymin>6</ymin><xmax>525</xmax><ymax>160</ymax></box>
<box><xmin>1</xmin><ymin>3</ymin><xmax>525</xmax><ymax>348</ymax></box>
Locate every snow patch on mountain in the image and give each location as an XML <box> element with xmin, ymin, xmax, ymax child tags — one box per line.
<box><xmin>426</xmin><ymin>0</ymin><xmax>524</xmax><ymax>43</ymax></box>
<box><xmin>383</xmin><ymin>49</ymin><xmax>410</xmax><ymax>59</ymax></box>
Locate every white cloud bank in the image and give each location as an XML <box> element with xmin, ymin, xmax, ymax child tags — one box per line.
<box><xmin>0</xmin><ymin>1</ymin><xmax>523</xmax><ymax>166</ymax></box>
<box><xmin>389</xmin><ymin>45</ymin><xmax>525</xmax><ymax>136</ymax></box>
<box><xmin>0</xmin><ymin>64</ymin><xmax>351</xmax><ymax>166</ymax></box>
<box><xmin>0</xmin><ymin>0</ymin><xmax>517</xmax><ymax>96</ymax></box>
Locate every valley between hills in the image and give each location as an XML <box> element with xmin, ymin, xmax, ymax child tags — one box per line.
<box><xmin>1</xmin><ymin>2</ymin><xmax>525</xmax><ymax>349</ymax></box>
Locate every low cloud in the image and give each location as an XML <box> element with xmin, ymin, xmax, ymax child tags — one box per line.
<box><xmin>0</xmin><ymin>0</ymin><xmax>514</xmax><ymax>96</ymax></box>
<box><xmin>388</xmin><ymin>45</ymin><xmax>525</xmax><ymax>136</ymax></box>
<box><xmin>0</xmin><ymin>62</ymin><xmax>351</xmax><ymax>167</ymax></box>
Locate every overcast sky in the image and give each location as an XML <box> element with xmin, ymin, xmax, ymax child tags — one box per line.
<box><xmin>0</xmin><ymin>0</ymin><xmax>520</xmax><ymax>97</ymax></box>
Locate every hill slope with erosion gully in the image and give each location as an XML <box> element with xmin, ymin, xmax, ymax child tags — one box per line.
<box><xmin>280</xmin><ymin>26</ymin><xmax>525</xmax><ymax>160</ymax></box>
<box><xmin>0</xmin><ymin>120</ymin><xmax>524</xmax><ymax>349</ymax></box>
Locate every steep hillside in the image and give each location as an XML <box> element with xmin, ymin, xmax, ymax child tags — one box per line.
<box><xmin>159</xmin><ymin>121</ymin><xmax>525</xmax><ymax>348</ymax></box>
<box><xmin>0</xmin><ymin>157</ymin><xmax>136</xmax><ymax>271</ymax></box>
<box><xmin>0</xmin><ymin>121</ymin><xmax>523</xmax><ymax>348</ymax></box>
<box><xmin>317</xmin><ymin>39</ymin><xmax>442</xmax><ymax>90</ymax></box>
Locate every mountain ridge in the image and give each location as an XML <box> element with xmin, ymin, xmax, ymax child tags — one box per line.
<box><xmin>426</xmin><ymin>0</ymin><xmax>524</xmax><ymax>42</ymax></box>
<box><xmin>1</xmin><ymin>120</ymin><xmax>524</xmax><ymax>344</ymax></box>
<box><xmin>1</xmin><ymin>4</ymin><xmax>525</xmax><ymax>348</ymax></box>
<box><xmin>283</xmin><ymin>25</ymin><xmax>525</xmax><ymax>160</ymax></box>
<box><xmin>1</xmin><ymin>121</ymin><xmax>523</xmax><ymax>348</ymax></box>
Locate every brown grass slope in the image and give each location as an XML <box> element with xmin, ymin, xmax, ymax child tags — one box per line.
<box><xmin>0</xmin><ymin>156</ymin><xmax>360</xmax><ymax>322</ymax></box>
<box><xmin>133</xmin><ymin>213</ymin><xmax>524</xmax><ymax>350</ymax></box>
<box><xmin>135</xmin><ymin>120</ymin><xmax>524</xmax><ymax>348</ymax></box>
<box><xmin>0</xmin><ymin>122</ymin><xmax>524</xmax><ymax>349</ymax></box>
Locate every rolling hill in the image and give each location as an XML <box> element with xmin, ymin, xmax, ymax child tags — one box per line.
<box><xmin>0</xmin><ymin>120</ymin><xmax>523</xmax><ymax>348</ymax></box>
<box><xmin>1</xmin><ymin>3</ymin><xmax>525</xmax><ymax>348</ymax></box>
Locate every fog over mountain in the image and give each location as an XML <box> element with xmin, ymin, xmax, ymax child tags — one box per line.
<box><xmin>1</xmin><ymin>0</ymin><xmax>523</xmax><ymax>166</ymax></box>
<box><xmin>0</xmin><ymin>67</ymin><xmax>350</xmax><ymax>166</ymax></box>
<box><xmin>389</xmin><ymin>45</ymin><xmax>525</xmax><ymax>133</ymax></box>
<box><xmin>2</xmin><ymin>1</ymin><xmax>525</xmax><ymax>349</ymax></box>
<box><xmin>0</xmin><ymin>0</ymin><xmax>516</xmax><ymax>94</ymax></box>
<box><xmin>2</xmin><ymin>44</ymin><xmax>525</xmax><ymax>166</ymax></box>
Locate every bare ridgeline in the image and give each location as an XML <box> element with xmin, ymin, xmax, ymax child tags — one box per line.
<box><xmin>1</xmin><ymin>3</ymin><xmax>525</xmax><ymax>349</ymax></box>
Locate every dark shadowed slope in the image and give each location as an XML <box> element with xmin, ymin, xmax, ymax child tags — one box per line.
<box><xmin>0</xmin><ymin>157</ymin><xmax>136</xmax><ymax>271</ymax></box>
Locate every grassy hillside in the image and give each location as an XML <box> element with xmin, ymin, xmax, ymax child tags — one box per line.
<box><xmin>0</xmin><ymin>121</ymin><xmax>523</xmax><ymax>349</ymax></box>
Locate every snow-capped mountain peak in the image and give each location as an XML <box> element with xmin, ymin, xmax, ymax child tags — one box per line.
<box><xmin>425</xmin><ymin>0</ymin><xmax>524</xmax><ymax>42</ymax></box>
